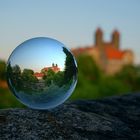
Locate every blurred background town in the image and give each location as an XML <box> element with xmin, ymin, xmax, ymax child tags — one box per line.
<box><xmin>0</xmin><ymin>0</ymin><xmax>140</xmax><ymax>108</ymax></box>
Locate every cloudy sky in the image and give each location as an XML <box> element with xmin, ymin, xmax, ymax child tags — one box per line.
<box><xmin>0</xmin><ymin>0</ymin><xmax>140</xmax><ymax>63</ymax></box>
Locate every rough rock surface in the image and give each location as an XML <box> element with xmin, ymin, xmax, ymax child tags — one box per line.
<box><xmin>1</xmin><ymin>93</ymin><xmax>140</xmax><ymax>140</ymax></box>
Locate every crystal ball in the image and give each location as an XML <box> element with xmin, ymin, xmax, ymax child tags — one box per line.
<box><xmin>6</xmin><ymin>37</ymin><xmax>77</xmax><ymax>110</ymax></box>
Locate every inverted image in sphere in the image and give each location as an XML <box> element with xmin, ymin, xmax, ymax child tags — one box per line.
<box><xmin>6</xmin><ymin>37</ymin><xmax>77</xmax><ymax>110</ymax></box>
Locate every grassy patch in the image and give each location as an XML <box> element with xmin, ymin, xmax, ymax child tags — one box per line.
<box><xmin>0</xmin><ymin>88</ymin><xmax>25</xmax><ymax>109</ymax></box>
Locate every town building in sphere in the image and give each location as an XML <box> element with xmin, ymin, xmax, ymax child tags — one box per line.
<box><xmin>34</xmin><ymin>63</ymin><xmax>60</xmax><ymax>80</ymax></box>
<box><xmin>41</xmin><ymin>63</ymin><xmax>60</xmax><ymax>73</ymax></box>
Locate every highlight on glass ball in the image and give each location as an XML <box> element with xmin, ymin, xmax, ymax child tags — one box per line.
<box><xmin>6</xmin><ymin>37</ymin><xmax>77</xmax><ymax>110</ymax></box>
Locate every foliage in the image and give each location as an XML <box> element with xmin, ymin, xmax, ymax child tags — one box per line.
<box><xmin>43</xmin><ymin>69</ymin><xmax>55</xmax><ymax>86</ymax></box>
<box><xmin>53</xmin><ymin>71</ymin><xmax>64</xmax><ymax>87</ymax></box>
<box><xmin>63</xmin><ymin>47</ymin><xmax>77</xmax><ymax>83</ymax></box>
<box><xmin>70</xmin><ymin>54</ymin><xmax>133</xmax><ymax>100</ymax></box>
<box><xmin>97</xmin><ymin>76</ymin><xmax>131</xmax><ymax>98</ymax></box>
<box><xmin>43</xmin><ymin>69</ymin><xmax>65</xmax><ymax>87</ymax></box>
<box><xmin>7</xmin><ymin>64</ymin><xmax>38</xmax><ymax>91</ymax></box>
<box><xmin>22</xmin><ymin>69</ymin><xmax>37</xmax><ymax>83</ymax></box>
<box><xmin>76</xmin><ymin>54</ymin><xmax>101</xmax><ymax>82</ymax></box>
<box><xmin>0</xmin><ymin>60</ymin><xmax>6</xmax><ymax>80</ymax></box>
<box><xmin>1</xmin><ymin>55</ymin><xmax>140</xmax><ymax>108</ymax></box>
<box><xmin>115</xmin><ymin>65</ymin><xmax>140</xmax><ymax>91</ymax></box>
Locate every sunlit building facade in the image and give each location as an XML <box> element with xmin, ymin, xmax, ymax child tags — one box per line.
<box><xmin>72</xmin><ymin>28</ymin><xmax>134</xmax><ymax>75</ymax></box>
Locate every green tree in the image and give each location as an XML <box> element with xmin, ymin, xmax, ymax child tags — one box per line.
<box><xmin>0</xmin><ymin>60</ymin><xmax>6</xmax><ymax>80</ymax></box>
<box><xmin>116</xmin><ymin>65</ymin><xmax>140</xmax><ymax>91</ymax></box>
<box><xmin>53</xmin><ymin>71</ymin><xmax>64</xmax><ymax>87</ymax></box>
<box><xmin>70</xmin><ymin>55</ymin><xmax>101</xmax><ymax>100</ymax></box>
<box><xmin>12</xmin><ymin>65</ymin><xmax>21</xmax><ymax>81</ymax></box>
<box><xmin>7</xmin><ymin>62</ymin><xmax>12</xmax><ymax>79</ymax></box>
<box><xmin>77</xmin><ymin>54</ymin><xmax>101</xmax><ymax>82</ymax></box>
<box><xmin>43</xmin><ymin>69</ymin><xmax>55</xmax><ymax>86</ymax></box>
<box><xmin>63</xmin><ymin>47</ymin><xmax>77</xmax><ymax>83</ymax></box>
<box><xmin>98</xmin><ymin>76</ymin><xmax>131</xmax><ymax>98</ymax></box>
<box><xmin>8</xmin><ymin>65</ymin><xmax>22</xmax><ymax>89</ymax></box>
<box><xmin>70</xmin><ymin>54</ymin><xmax>131</xmax><ymax>100</ymax></box>
<box><xmin>22</xmin><ymin>69</ymin><xmax>37</xmax><ymax>83</ymax></box>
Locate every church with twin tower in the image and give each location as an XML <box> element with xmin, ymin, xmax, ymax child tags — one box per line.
<box><xmin>72</xmin><ymin>28</ymin><xmax>134</xmax><ymax>75</ymax></box>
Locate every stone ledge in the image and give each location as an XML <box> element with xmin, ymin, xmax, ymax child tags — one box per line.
<box><xmin>1</xmin><ymin>93</ymin><xmax>140</xmax><ymax>140</ymax></box>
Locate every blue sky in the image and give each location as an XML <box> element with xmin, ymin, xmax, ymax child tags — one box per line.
<box><xmin>0</xmin><ymin>0</ymin><xmax>140</xmax><ymax>63</ymax></box>
<box><xmin>9</xmin><ymin>37</ymin><xmax>66</xmax><ymax>72</ymax></box>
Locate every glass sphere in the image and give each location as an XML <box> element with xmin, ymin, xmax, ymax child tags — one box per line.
<box><xmin>6</xmin><ymin>37</ymin><xmax>77</xmax><ymax>110</ymax></box>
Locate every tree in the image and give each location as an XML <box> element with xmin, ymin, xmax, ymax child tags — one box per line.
<box><xmin>77</xmin><ymin>54</ymin><xmax>101</xmax><ymax>83</ymax></box>
<box><xmin>7</xmin><ymin>62</ymin><xmax>12</xmax><ymax>79</ymax></box>
<box><xmin>116</xmin><ymin>65</ymin><xmax>140</xmax><ymax>91</ymax></box>
<box><xmin>43</xmin><ymin>69</ymin><xmax>55</xmax><ymax>86</ymax></box>
<box><xmin>7</xmin><ymin>64</ymin><xmax>22</xmax><ymax>89</ymax></box>
<box><xmin>63</xmin><ymin>47</ymin><xmax>77</xmax><ymax>83</ymax></box>
<box><xmin>70</xmin><ymin>54</ymin><xmax>101</xmax><ymax>100</ymax></box>
<box><xmin>0</xmin><ymin>60</ymin><xmax>6</xmax><ymax>80</ymax></box>
<box><xmin>53</xmin><ymin>71</ymin><xmax>64</xmax><ymax>87</ymax></box>
<box><xmin>22</xmin><ymin>69</ymin><xmax>37</xmax><ymax>83</ymax></box>
<box><xmin>70</xmin><ymin>54</ymin><xmax>131</xmax><ymax>100</ymax></box>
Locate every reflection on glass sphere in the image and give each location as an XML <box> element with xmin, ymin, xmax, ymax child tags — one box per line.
<box><xmin>6</xmin><ymin>37</ymin><xmax>77</xmax><ymax>110</ymax></box>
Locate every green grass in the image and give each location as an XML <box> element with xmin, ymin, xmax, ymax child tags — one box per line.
<box><xmin>0</xmin><ymin>88</ymin><xmax>25</xmax><ymax>109</ymax></box>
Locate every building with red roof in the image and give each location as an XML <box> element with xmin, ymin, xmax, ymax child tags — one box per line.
<box><xmin>34</xmin><ymin>72</ymin><xmax>44</xmax><ymax>80</ymax></box>
<box><xmin>34</xmin><ymin>64</ymin><xmax>60</xmax><ymax>80</ymax></box>
<box><xmin>72</xmin><ymin>28</ymin><xmax>134</xmax><ymax>75</ymax></box>
<box><xmin>42</xmin><ymin>63</ymin><xmax>60</xmax><ymax>74</ymax></box>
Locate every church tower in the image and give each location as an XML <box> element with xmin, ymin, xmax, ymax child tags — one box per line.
<box><xmin>95</xmin><ymin>28</ymin><xmax>103</xmax><ymax>47</ymax></box>
<box><xmin>112</xmin><ymin>30</ymin><xmax>120</xmax><ymax>49</ymax></box>
<box><xmin>95</xmin><ymin>28</ymin><xmax>107</xmax><ymax>71</ymax></box>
